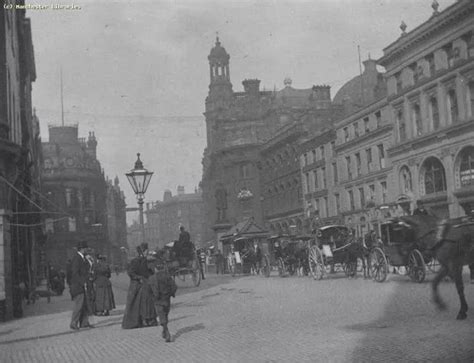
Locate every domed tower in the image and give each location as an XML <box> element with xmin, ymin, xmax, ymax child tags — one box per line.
<box><xmin>207</xmin><ymin>35</ymin><xmax>233</xmax><ymax>102</ymax></box>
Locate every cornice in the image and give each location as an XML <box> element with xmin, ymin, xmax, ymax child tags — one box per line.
<box><xmin>265</xmin><ymin>208</ymin><xmax>304</xmax><ymax>220</ymax></box>
<box><xmin>299</xmin><ymin>129</ymin><xmax>336</xmax><ymax>153</ymax></box>
<box><xmin>378</xmin><ymin>1</ymin><xmax>474</xmax><ymax>67</ymax></box>
<box><xmin>338</xmin><ymin>168</ymin><xmax>391</xmax><ymax>188</ymax></box>
<box><xmin>303</xmin><ymin>189</ymin><xmax>329</xmax><ymax>200</ymax></box>
<box><xmin>388</xmin><ymin>119</ymin><xmax>474</xmax><ymax>157</ymax></box>
<box><xmin>302</xmin><ymin>160</ymin><xmax>325</xmax><ymax>173</ymax></box>
<box><xmin>334</xmin><ymin>124</ymin><xmax>393</xmax><ymax>153</ymax></box>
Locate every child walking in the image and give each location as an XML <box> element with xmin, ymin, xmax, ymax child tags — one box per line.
<box><xmin>149</xmin><ymin>257</ymin><xmax>178</xmax><ymax>342</ymax></box>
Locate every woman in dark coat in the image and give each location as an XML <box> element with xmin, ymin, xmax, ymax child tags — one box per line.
<box><xmin>121</xmin><ymin>243</ymin><xmax>157</xmax><ymax>329</ymax></box>
<box><xmin>93</xmin><ymin>255</ymin><xmax>115</xmax><ymax>316</ymax></box>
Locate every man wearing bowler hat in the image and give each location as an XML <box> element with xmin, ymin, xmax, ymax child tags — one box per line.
<box><xmin>69</xmin><ymin>240</ymin><xmax>94</xmax><ymax>330</ymax></box>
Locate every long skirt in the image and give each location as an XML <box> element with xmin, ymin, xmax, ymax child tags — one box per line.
<box><xmin>94</xmin><ymin>282</ymin><xmax>116</xmax><ymax>312</ymax></box>
<box><xmin>121</xmin><ymin>279</ymin><xmax>156</xmax><ymax>329</ymax></box>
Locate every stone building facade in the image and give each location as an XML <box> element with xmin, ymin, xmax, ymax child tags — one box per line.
<box><xmin>380</xmin><ymin>0</ymin><xmax>474</xmax><ymax>220</ymax></box>
<box><xmin>145</xmin><ymin>186</ymin><xmax>204</xmax><ymax>249</ymax></box>
<box><xmin>201</xmin><ymin>37</ymin><xmax>342</xmax><ymax>242</ymax></box>
<box><xmin>296</xmin><ymin>0</ymin><xmax>474</xmax><ymax>237</ymax></box>
<box><xmin>41</xmin><ymin>126</ymin><xmax>121</xmax><ymax>269</ymax></box>
<box><xmin>0</xmin><ymin>3</ymin><xmax>40</xmax><ymax>321</ymax></box>
<box><xmin>201</xmin><ymin>1</ymin><xmax>474</xmax><ymax>243</ymax></box>
<box><xmin>298</xmin><ymin>128</ymin><xmax>341</xmax><ymax>233</ymax></box>
<box><xmin>260</xmin><ymin>97</ymin><xmax>341</xmax><ymax>236</ymax></box>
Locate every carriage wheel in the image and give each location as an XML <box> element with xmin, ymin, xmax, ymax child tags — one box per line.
<box><xmin>370</xmin><ymin>247</ymin><xmax>388</xmax><ymax>283</ymax></box>
<box><xmin>309</xmin><ymin>246</ymin><xmax>324</xmax><ymax>280</ymax></box>
<box><xmin>278</xmin><ymin>257</ymin><xmax>288</xmax><ymax>277</ymax></box>
<box><xmin>343</xmin><ymin>261</ymin><xmax>357</xmax><ymax>277</ymax></box>
<box><xmin>407</xmin><ymin>249</ymin><xmax>426</xmax><ymax>283</ymax></box>
<box><xmin>262</xmin><ymin>255</ymin><xmax>271</xmax><ymax>278</ymax></box>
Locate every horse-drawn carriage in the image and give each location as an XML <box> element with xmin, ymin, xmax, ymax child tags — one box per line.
<box><xmin>158</xmin><ymin>241</ymin><xmax>202</xmax><ymax>287</ymax></box>
<box><xmin>370</xmin><ymin>214</ymin><xmax>439</xmax><ymax>283</ymax></box>
<box><xmin>309</xmin><ymin>225</ymin><xmax>362</xmax><ymax>280</ymax></box>
<box><xmin>225</xmin><ymin>237</ymin><xmax>270</xmax><ymax>277</ymax></box>
<box><xmin>267</xmin><ymin>235</ymin><xmax>313</xmax><ymax>277</ymax></box>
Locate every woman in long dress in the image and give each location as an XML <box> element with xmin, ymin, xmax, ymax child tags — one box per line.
<box><xmin>93</xmin><ymin>255</ymin><xmax>115</xmax><ymax>316</ymax></box>
<box><xmin>122</xmin><ymin>243</ymin><xmax>157</xmax><ymax>329</ymax></box>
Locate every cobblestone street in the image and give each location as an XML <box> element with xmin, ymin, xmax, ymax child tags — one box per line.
<box><xmin>1</xmin><ymin>271</ymin><xmax>474</xmax><ymax>362</ymax></box>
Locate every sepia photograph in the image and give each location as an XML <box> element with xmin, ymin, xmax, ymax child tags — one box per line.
<box><xmin>1</xmin><ymin>0</ymin><xmax>474</xmax><ymax>361</ymax></box>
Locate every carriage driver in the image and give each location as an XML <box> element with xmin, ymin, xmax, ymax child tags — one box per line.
<box><xmin>173</xmin><ymin>226</ymin><xmax>194</xmax><ymax>266</ymax></box>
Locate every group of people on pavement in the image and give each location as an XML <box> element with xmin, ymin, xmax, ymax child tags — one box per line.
<box><xmin>121</xmin><ymin>226</ymin><xmax>192</xmax><ymax>342</ymax></box>
<box><xmin>68</xmin><ymin>241</ymin><xmax>116</xmax><ymax>331</ymax></box>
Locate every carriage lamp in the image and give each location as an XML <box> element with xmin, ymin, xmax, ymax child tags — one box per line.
<box><xmin>126</xmin><ymin>153</ymin><xmax>153</xmax><ymax>244</ymax></box>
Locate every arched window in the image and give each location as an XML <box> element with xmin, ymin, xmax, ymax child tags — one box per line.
<box><xmin>423</xmin><ymin>158</ymin><xmax>446</xmax><ymax>194</ymax></box>
<box><xmin>460</xmin><ymin>147</ymin><xmax>474</xmax><ymax>187</ymax></box>
<box><xmin>399</xmin><ymin>166</ymin><xmax>413</xmax><ymax>194</ymax></box>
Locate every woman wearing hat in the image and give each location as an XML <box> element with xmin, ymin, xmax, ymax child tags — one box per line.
<box><xmin>122</xmin><ymin>243</ymin><xmax>157</xmax><ymax>329</ymax></box>
<box><xmin>93</xmin><ymin>255</ymin><xmax>115</xmax><ymax>316</ymax></box>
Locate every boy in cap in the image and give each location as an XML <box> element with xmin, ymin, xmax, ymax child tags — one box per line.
<box><xmin>148</xmin><ymin>252</ymin><xmax>177</xmax><ymax>342</ymax></box>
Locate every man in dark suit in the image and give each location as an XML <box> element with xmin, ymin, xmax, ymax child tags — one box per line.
<box><xmin>70</xmin><ymin>241</ymin><xmax>93</xmax><ymax>330</ymax></box>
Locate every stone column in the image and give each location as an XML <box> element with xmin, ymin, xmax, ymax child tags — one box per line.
<box><xmin>0</xmin><ymin>209</ymin><xmax>12</xmax><ymax>321</ymax></box>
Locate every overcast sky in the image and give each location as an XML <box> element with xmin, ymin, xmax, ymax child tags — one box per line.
<box><xmin>28</xmin><ymin>0</ymin><xmax>456</xmax><ymax>223</ymax></box>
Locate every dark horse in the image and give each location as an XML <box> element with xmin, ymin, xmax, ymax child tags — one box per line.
<box><xmin>431</xmin><ymin>214</ymin><xmax>474</xmax><ymax>320</ymax></box>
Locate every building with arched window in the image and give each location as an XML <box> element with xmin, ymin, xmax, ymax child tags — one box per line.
<box><xmin>381</xmin><ymin>0</ymin><xmax>474</xmax><ymax>219</ymax></box>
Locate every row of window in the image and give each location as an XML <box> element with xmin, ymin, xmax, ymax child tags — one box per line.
<box><xmin>344</xmin><ymin>144</ymin><xmax>386</xmax><ymax>181</ymax></box>
<box><xmin>264</xmin><ymin>147</ymin><xmax>298</xmax><ymax>170</ymax></box>
<box><xmin>304</xmin><ymin>166</ymin><xmax>327</xmax><ymax>194</ymax></box>
<box><xmin>302</xmin><ymin>141</ymin><xmax>335</xmax><ymax>167</ymax></box>
<box><xmin>341</xmin><ymin>111</ymin><xmax>382</xmax><ymax>143</ymax></box>
<box><xmin>346</xmin><ymin>182</ymin><xmax>387</xmax><ymax>212</ymax></box>
<box><xmin>308</xmin><ymin>180</ymin><xmax>387</xmax><ymax>218</ymax></box>
<box><xmin>266</xmin><ymin>178</ymin><xmax>300</xmax><ymax>195</ymax></box>
<box><xmin>390</xmin><ymin>31</ymin><xmax>472</xmax><ymax>95</ymax></box>
<box><xmin>396</xmin><ymin>80</ymin><xmax>474</xmax><ymax>142</ymax></box>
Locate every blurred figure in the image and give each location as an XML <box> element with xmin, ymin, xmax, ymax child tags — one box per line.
<box><xmin>93</xmin><ymin>255</ymin><xmax>115</xmax><ymax>316</ymax></box>
<box><xmin>215</xmin><ymin>249</ymin><xmax>225</xmax><ymax>275</ymax></box>
<box><xmin>48</xmin><ymin>264</ymin><xmax>65</xmax><ymax>296</ymax></box>
<box><xmin>413</xmin><ymin>200</ymin><xmax>428</xmax><ymax>216</ymax></box>
<box><xmin>84</xmin><ymin>248</ymin><xmax>96</xmax><ymax>315</ymax></box>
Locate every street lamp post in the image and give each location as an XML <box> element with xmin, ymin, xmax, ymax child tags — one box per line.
<box><xmin>126</xmin><ymin>153</ymin><xmax>153</xmax><ymax>244</ymax></box>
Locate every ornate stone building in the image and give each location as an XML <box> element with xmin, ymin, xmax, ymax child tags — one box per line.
<box><xmin>201</xmin><ymin>37</ymin><xmax>341</xmax><ymax>242</ymax></box>
<box><xmin>0</xmin><ymin>4</ymin><xmax>40</xmax><ymax>321</ymax></box>
<box><xmin>41</xmin><ymin>127</ymin><xmax>122</xmax><ymax>268</ymax></box>
<box><xmin>380</xmin><ymin>0</ymin><xmax>474</xmax><ymax>220</ymax></box>
<box><xmin>260</xmin><ymin>91</ymin><xmax>341</xmax><ymax>236</ymax></box>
